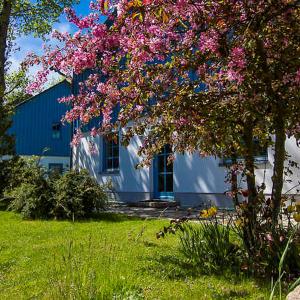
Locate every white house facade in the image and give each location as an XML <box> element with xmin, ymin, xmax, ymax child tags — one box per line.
<box><xmin>73</xmin><ymin>131</ymin><xmax>300</xmax><ymax>208</ymax></box>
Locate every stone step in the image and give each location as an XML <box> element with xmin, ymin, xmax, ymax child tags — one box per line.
<box><xmin>135</xmin><ymin>200</ymin><xmax>179</xmax><ymax>208</ymax></box>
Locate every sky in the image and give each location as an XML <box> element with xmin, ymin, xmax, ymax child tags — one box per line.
<box><xmin>9</xmin><ymin>1</ymin><xmax>94</xmax><ymax>77</ymax></box>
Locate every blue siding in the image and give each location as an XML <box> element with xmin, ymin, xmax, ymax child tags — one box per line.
<box><xmin>9</xmin><ymin>80</ymin><xmax>71</xmax><ymax>157</ymax></box>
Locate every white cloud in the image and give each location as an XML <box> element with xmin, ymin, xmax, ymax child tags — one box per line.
<box><xmin>54</xmin><ymin>22</ymin><xmax>72</xmax><ymax>33</ymax></box>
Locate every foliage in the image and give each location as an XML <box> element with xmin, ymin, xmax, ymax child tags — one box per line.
<box><xmin>0</xmin><ymin>156</ymin><xmax>43</xmax><ymax>207</ymax></box>
<box><xmin>2</xmin><ymin>157</ymin><xmax>108</xmax><ymax>220</ymax></box>
<box><xmin>4</xmin><ymin>68</ymin><xmax>31</xmax><ymax>107</ymax></box>
<box><xmin>158</xmin><ymin>204</ymin><xmax>300</xmax><ymax>279</ymax></box>
<box><xmin>51</xmin><ymin>169</ymin><xmax>109</xmax><ymax>220</ymax></box>
<box><xmin>4</xmin><ymin>156</ymin><xmax>52</xmax><ymax>219</ymax></box>
<box><xmin>179</xmin><ymin>221</ymin><xmax>241</xmax><ymax>274</ymax></box>
<box><xmin>233</xmin><ymin>193</ymin><xmax>300</xmax><ymax>277</ymax></box>
<box><xmin>7</xmin><ymin>182</ymin><xmax>52</xmax><ymax>219</ymax></box>
<box><xmin>0</xmin><ymin>211</ymin><xmax>273</xmax><ymax>299</ymax></box>
<box><xmin>27</xmin><ymin>0</ymin><xmax>300</xmax><ymax>232</ymax></box>
<box><xmin>270</xmin><ymin>228</ymin><xmax>299</xmax><ymax>300</ymax></box>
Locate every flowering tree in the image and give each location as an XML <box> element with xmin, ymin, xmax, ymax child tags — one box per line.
<box><xmin>27</xmin><ymin>0</ymin><xmax>300</xmax><ymax>229</ymax></box>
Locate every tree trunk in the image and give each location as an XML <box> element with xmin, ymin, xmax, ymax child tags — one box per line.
<box><xmin>0</xmin><ymin>0</ymin><xmax>13</xmax><ymax>98</ymax></box>
<box><xmin>0</xmin><ymin>0</ymin><xmax>14</xmax><ymax>156</ymax></box>
<box><xmin>271</xmin><ymin>109</ymin><xmax>286</xmax><ymax>225</ymax></box>
<box><xmin>243</xmin><ymin>121</ymin><xmax>257</xmax><ymax>204</ymax></box>
<box><xmin>230</xmin><ymin>150</ymin><xmax>239</xmax><ymax>207</ymax></box>
<box><xmin>241</xmin><ymin>120</ymin><xmax>258</xmax><ymax>255</ymax></box>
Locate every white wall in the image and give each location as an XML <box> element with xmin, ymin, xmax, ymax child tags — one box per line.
<box><xmin>73</xmin><ymin>134</ymin><xmax>300</xmax><ymax>203</ymax></box>
<box><xmin>73</xmin><ymin>133</ymin><xmax>152</xmax><ymax>199</ymax></box>
<box><xmin>255</xmin><ymin>137</ymin><xmax>300</xmax><ymax>194</ymax></box>
<box><xmin>1</xmin><ymin>155</ymin><xmax>70</xmax><ymax>171</ymax></box>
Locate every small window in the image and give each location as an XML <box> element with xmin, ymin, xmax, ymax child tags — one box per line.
<box><xmin>222</xmin><ymin>139</ymin><xmax>268</xmax><ymax>166</ymax></box>
<box><xmin>48</xmin><ymin>163</ymin><xmax>63</xmax><ymax>174</ymax></box>
<box><xmin>52</xmin><ymin>123</ymin><xmax>61</xmax><ymax>139</ymax></box>
<box><xmin>103</xmin><ymin>134</ymin><xmax>119</xmax><ymax>172</ymax></box>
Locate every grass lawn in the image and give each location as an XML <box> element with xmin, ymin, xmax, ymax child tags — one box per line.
<box><xmin>0</xmin><ymin>211</ymin><xmax>272</xmax><ymax>299</ymax></box>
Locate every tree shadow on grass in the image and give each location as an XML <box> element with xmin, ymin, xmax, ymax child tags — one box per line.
<box><xmin>141</xmin><ymin>254</ymin><xmax>199</xmax><ymax>280</ymax></box>
<box><xmin>141</xmin><ymin>253</ymin><xmax>269</xmax><ymax>298</ymax></box>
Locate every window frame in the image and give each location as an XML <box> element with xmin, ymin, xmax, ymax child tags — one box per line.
<box><xmin>220</xmin><ymin>139</ymin><xmax>269</xmax><ymax>166</ymax></box>
<box><xmin>52</xmin><ymin>122</ymin><xmax>61</xmax><ymax>140</ymax></box>
<box><xmin>102</xmin><ymin>133</ymin><xmax>120</xmax><ymax>173</ymax></box>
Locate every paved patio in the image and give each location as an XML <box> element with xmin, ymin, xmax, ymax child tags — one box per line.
<box><xmin>107</xmin><ymin>205</ymin><xmax>234</xmax><ymax>220</ymax></box>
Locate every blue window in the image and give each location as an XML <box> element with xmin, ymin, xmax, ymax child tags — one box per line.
<box><xmin>222</xmin><ymin>139</ymin><xmax>268</xmax><ymax>166</ymax></box>
<box><xmin>103</xmin><ymin>134</ymin><xmax>119</xmax><ymax>172</ymax></box>
<box><xmin>52</xmin><ymin>122</ymin><xmax>61</xmax><ymax>139</ymax></box>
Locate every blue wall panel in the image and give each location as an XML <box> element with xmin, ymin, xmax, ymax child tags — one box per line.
<box><xmin>9</xmin><ymin>80</ymin><xmax>71</xmax><ymax>157</ymax></box>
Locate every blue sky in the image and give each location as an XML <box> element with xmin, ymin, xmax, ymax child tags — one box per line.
<box><xmin>9</xmin><ymin>1</ymin><xmax>96</xmax><ymax>75</ymax></box>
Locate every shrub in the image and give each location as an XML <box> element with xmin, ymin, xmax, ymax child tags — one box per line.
<box><xmin>233</xmin><ymin>194</ymin><xmax>300</xmax><ymax>277</ymax></box>
<box><xmin>0</xmin><ymin>156</ymin><xmax>23</xmax><ymax>207</ymax></box>
<box><xmin>2</xmin><ymin>156</ymin><xmax>109</xmax><ymax>220</ymax></box>
<box><xmin>7</xmin><ymin>182</ymin><xmax>53</xmax><ymax>219</ymax></box>
<box><xmin>3</xmin><ymin>157</ymin><xmax>53</xmax><ymax>219</ymax></box>
<box><xmin>179</xmin><ymin>220</ymin><xmax>241</xmax><ymax>274</ymax></box>
<box><xmin>51</xmin><ymin>169</ymin><xmax>109</xmax><ymax>220</ymax></box>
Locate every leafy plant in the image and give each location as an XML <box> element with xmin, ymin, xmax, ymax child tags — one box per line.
<box><xmin>4</xmin><ymin>156</ymin><xmax>53</xmax><ymax>219</ymax></box>
<box><xmin>7</xmin><ymin>182</ymin><xmax>52</xmax><ymax>219</ymax></box>
<box><xmin>179</xmin><ymin>220</ymin><xmax>241</xmax><ymax>274</ymax></box>
<box><xmin>51</xmin><ymin>169</ymin><xmax>109</xmax><ymax>220</ymax></box>
<box><xmin>269</xmin><ymin>227</ymin><xmax>300</xmax><ymax>300</ymax></box>
<box><xmin>233</xmin><ymin>192</ymin><xmax>300</xmax><ymax>277</ymax></box>
<box><xmin>2</xmin><ymin>157</ymin><xmax>110</xmax><ymax>220</ymax></box>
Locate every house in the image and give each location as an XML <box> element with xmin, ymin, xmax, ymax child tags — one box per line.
<box><xmin>71</xmin><ymin>9</ymin><xmax>300</xmax><ymax>208</ymax></box>
<box><xmin>9</xmin><ymin>80</ymin><xmax>71</xmax><ymax>172</ymax></box>
<box><xmin>73</xmin><ymin>129</ymin><xmax>300</xmax><ymax>208</ymax></box>
<box><xmin>71</xmin><ymin>69</ymin><xmax>300</xmax><ymax>209</ymax></box>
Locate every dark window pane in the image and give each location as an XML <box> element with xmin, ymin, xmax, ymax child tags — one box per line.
<box><xmin>158</xmin><ymin>156</ymin><xmax>164</xmax><ymax>173</ymax></box>
<box><xmin>113</xmin><ymin>145</ymin><xmax>119</xmax><ymax>157</ymax></box>
<box><xmin>52</xmin><ymin>123</ymin><xmax>61</xmax><ymax>139</ymax></box>
<box><xmin>166</xmin><ymin>159</ymin><xmax>173</xmax><ymax>173</ymax></box>
<box><xmin>107</xmin><ymin>158</ymin><xmax>113</xmax><ymax>169</ymax></box>
<box><xmin>158</xmin><ymin>174</ymin><xmax>165</xmax><ymax>192</ymax></box>
<box><xmin>165</xmin><ymin>144</ymin><xmax>172</xmax><ymax>154</ymax></box>
<box><xmin>107</xmin><ymin>143</ymin><xmax>113</xmax><ymax>157</ymax></box>
<box><xmin>166</xmin><ymin>174</ymin><xmax>173</xmax><ymax>192</ymax></box>
<box><xmin>113</xmin><ymin>158</ymin><xmax>119</xmax><ymax>169</ymax></box>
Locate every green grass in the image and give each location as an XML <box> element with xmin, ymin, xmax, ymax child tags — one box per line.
<box><xmin>0</xmin><ymin>211</ymin><xmax>271</xmax><ymax>299</ymax></box>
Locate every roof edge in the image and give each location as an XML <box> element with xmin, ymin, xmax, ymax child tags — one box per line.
<box><xmin>15</xmin><ymin>79</ymin><xmax>71</xmax><ymax>108</ymax></box>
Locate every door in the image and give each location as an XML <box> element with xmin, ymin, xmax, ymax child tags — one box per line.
<box><xmin>153</xmin><ymin>145</ymin><xmax>174</xmax><ymax>200</ymax></box>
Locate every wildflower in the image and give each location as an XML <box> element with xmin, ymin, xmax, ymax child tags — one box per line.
<box><xmin>287</xmin><ymin>205</ymin><xmax>295</xmax><ymax>213</ymax></box>
<box><xmin>200</xmin><ymin>206</ymin><xmax>217</xmax><ymax>218</ymax></box>
<box><xmin>293</xmin><ymin>213</ymin><xmax>300</xmax><ymax>223</ymax></box>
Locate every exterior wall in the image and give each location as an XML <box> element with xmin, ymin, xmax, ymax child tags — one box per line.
<box><xmin>22</xmin><ymin>155</ymin><xmax>70</xmax><ymax>171</ymax></box>
<box><xmin>1</xmin><ymin>155</ymin><xmax>70</xmax><ymax>173</ymax></box>
<box><xmin>74</xmin><ymin>133</ymin><xmax>300</xmax><ymax>208</ymax></box>
<box><xmin>9</xmin><ymin>80</ymin><xmax>71</xmax><ymax>157</ymax></box>
<box><xmin>73</xmin><ymin>133</ymin><xmax>152</xmax><ymax>203</ymax></box>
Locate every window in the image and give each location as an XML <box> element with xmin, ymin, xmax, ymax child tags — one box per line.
<box><xmin>48</xmin><ymin>163</ymin><xmax>63</xmax><ymax>174</ymax></box>
<box><xmin>103</xmin><ymin>134</ymin><xmax>119</xmax><ymax>172</ymax></box>
<box><xmin>222</xmin><ymin>139</ymin><xmax>268</xmax><ymax>166</ymax></box>
<box><xmin>52</xmin><ymin>123</ymin><xmax>61</xmax><ymax>139</ymax></box>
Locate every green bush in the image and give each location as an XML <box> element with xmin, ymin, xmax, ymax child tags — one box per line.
<box><xmin>51</xmin><ymin>169</ymin><xmax>109</xmax><ymax>220</ymax></box>
<box><xmin>2</xmin><ymin>156</ymin><xmax>109</xmax><ymax>220</ymax></box>
<box><xmin>179</xmin><ymin>221</ymin><xmax>241</xmax><ymax>274</ymax></box>
<box><xmin>2</xmin><ymin>157</ymin><xmax>52</xmax><ymax>216</ymax></box>
<box><xmin>0</xmin><ymin>156</ymin><xmax>23</xmax><ymax>205</ymax></box>
<box><xmin>7</xmin><ymin>182</ymin><xmax>53</xmax><ymax>219</ymax></box>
